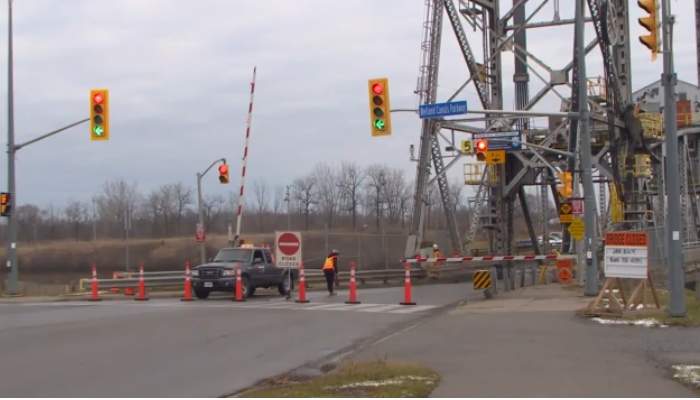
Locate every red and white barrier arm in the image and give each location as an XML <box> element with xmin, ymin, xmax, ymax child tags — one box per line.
<box><xmin>401</xmin><ymin>254</ymin><xmax>577</xmax><ymax>263</ymax></box>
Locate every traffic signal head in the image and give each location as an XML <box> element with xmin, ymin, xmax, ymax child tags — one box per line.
<box><xmin>218</xmin><ymin>164</ymin><xmax>229</xmax><ymax>184</ymax></box>
<box><xmin>637</xmin><ymin>0</ymin><xmax>661</xmax><ymax>60</ymax></box>
<box><xmin>475</xmin><ymin>139</ymin><xmax>488</xmax><ymax>162</ymax></box>
<box><xmin>0</xmin><ymin>192</ymin><xmax>11</xmax><ymax>217</ymax></box>
<box><xmin>90</xmin><ymin>89</ymin><xmax>110</xmax><ymax>141</ymax></box>
<box><xmin>368</xmin><ymin>78</ymin><xmax>392</xmax><ymax>137</ymax></box>
<box><xmin>556</xmin><ymin>172</ymin><xmax>573</xmax><ymax>198</ymax></box>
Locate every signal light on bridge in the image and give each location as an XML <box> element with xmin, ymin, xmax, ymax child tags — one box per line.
<box><xmin>218</xmin><ymin>164</ymin><xmax>229</xmax><ymax>184</ymax></box>
<box><xmin>475</xmin><ymin>139</ymin><xmax>488</xmax><ymax>162</ymax></box>
<box><xmin>368</xmin><ymin>78</ymin><xmax>392</xmax><ymax>137</ymax></box>
<box><xmin>0</xmin><ymin>192</ymin><xmax>11</xmax><ymax>217</ymax></box>
<box><xmin>638</xmin><ymin>0</ymin><xmax>661</xmax><ymax>61</ymax></box>
<box><xmin>557</xmin><ymin>172</ymin><xmax>573</xmax><ymax>198</ymax></box>
<box><xmin>90</xmin><ymin>89</ymin><xmax>110</xmax><ymax>141</ymax></box>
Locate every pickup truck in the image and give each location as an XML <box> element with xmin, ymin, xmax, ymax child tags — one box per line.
<box><xmin>190</xmin><ymin>246</ymin><xmax>298</xmax><ymax>299</ymax></box>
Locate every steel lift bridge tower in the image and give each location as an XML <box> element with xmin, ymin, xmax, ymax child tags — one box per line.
<box><xmin>407</xmin><ymin>0</ymin><xmax>666</xmax><ymax>287</ymax></box>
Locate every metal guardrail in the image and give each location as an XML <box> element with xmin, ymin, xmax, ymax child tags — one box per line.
<box><xmin>80</xmin><ymin>267</ymin><xmax>473</xmax><ymax>291</ymax></box>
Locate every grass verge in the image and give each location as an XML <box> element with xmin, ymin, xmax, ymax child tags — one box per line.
<box><xmin>583</xmin><ymin>288</ymin><xmax>700</xmax><ymax>327</ymax></box>
<box><xmin>236</xmin><ymin>360</ymin><xmax>439</xmax><ymax>398</ymax></box>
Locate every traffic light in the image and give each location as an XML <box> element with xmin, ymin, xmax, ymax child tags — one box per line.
<box><xmin>90</xmin><ymin>89</ymin><xmax>110</xmax><ymax>141</ymax></box>
<box><xmin>0</xmin><ymin>192</ymin><xmax>11</xmax><ymax>217</ymax></box>
<box><xmin>218</xmin><ymin>163</ymin><xmax>229</xmax><ymax>184</ymax></box>
<box><xmin>368</xmin><ymin>78</ymin><xmax>392</xmax><ymax>137</ymax></box>
<box><xmin>557</xmin><ymin>172</ymin><xmax>573</xmax><ymax>198</ymax></box>
<box><xmin>638</xmin><ymin>0</ymin><xmax>661</xmax><ymax>61</ymax></box>
<box><xmin>475</xmin><ymin>139</ymin><xmax>487</xmax><ymax>162</ymax></box>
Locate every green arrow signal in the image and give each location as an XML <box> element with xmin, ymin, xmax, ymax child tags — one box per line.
<box><xmin>373</xmin><ymin>119</ymin><xmax>385</xmax><ymax>130</ymax></box>
<box><xmin>93</xmin><ymin>126</ymin><xmax>104</xmax><ymax>136</ymax></box>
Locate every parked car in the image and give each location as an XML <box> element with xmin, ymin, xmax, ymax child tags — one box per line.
<box><xmin>190</xmin><ymin>246</ymin><xmax>298</xmax><ymax>299</ymax></box>
<box><xmin>538</xmin><ymin>232</ymin><xmax>563</xmax><ymax>246</ymax></box>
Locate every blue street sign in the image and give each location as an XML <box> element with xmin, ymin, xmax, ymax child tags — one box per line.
<box><xmin>419</xmin><ymin>100</ymin><xmax>468</xmax><ymax>119</ymax></box>
<box><xmin>472</xmin><ymin>131</ymin><xmax>522</xmax><ymax>152</ymax></box>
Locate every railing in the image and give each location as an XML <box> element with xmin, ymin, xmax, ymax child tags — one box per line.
<box><xmin>79</xmin><ymin>266</ymin><xmax>474</xmax><ymax>291</ymax></box>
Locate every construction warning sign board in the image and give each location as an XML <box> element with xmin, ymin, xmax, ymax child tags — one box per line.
<box><xmin>559</xmin><ymin>199</ymin><xmax>572</xmax><ymax>223</ymax></box>
<box><xmin>568</xmin><ymin>218</ymin><xmax>584</xmax><ymax>241</ymax></box>
<box><xmin>485</xmin><ymin>150</ymin><xmax>506</xmax><ymax>165</ymax></box>
<box><xmin>604</xmin><ymin>231</ymin><xmax>648</xmax><ymax>279</ymax></box>
<box><xmin>556</xmin><ymin>258</ymin><xmax>573</xmax><ymax>284</ymax></box>
<box><xmin>473</xmin><ymin>270</ymin><xmax>492</xmax><ymax>289</ymax></box>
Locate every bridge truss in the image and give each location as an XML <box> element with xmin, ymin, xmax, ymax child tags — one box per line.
<box><xmin>408</xmin><ymin>0</ymin><xmax>700</xmax><ymax>284</ymax></box>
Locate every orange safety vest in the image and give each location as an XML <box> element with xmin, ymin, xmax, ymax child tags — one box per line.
<box><xmin>433</xmin><ymin>250</ymin><xmax>442</xmax><ymax>265</ymax></box>
<box><xmin>323</xmin><ymin>256</ymin><xmax>337</xmax><ymax>270</ymax></box>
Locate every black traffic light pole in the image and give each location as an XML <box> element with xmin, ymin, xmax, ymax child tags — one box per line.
<box><xmin>196</xmin><ymin>158</ymin><xmax>227</xmax><ymax>265</ymax></box>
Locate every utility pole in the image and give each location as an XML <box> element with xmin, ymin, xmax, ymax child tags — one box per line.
<box><xmin>196</xmin><ymin>157</ymin><xmax>227</xmax><ymax>265</ymax></box>
<box><xmin>575</xmin><ymin>0</ymin><xmax>599</xmax><ymax>296</ymax></box>
<box><xmin>4</xmin><ymin>0</ymin><xmax>17</xmax><ymax>296</ymax></box>
<box><xmin>661</xmin><ymin>0</ymin><xmax>686</xmax><ymax>316</ymax></box>
<box><xmin>124</xmin><ymin>203</ymin><xmax>132</xmax><ymax>272</ymax></box>
<box><xmin>284</xmin><ymin>185</ymin><xmax>291</xmax><ymax>230</ymax></box>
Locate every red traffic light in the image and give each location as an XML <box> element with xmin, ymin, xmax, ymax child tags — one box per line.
<box><xmin>93</xmin><ymin>93</ymin><xmax>104</xmax><ymax>104</ymax></box>
<box><xmin>476</xmin><ymin>140</ymin><xmax>487</xmax><ymax>151</ymax></box>
<box><xmin>372</xmin><ymin>83</ymin><xmax>384</xmax><ymax>95</ymax></box>
<box><xmin>218</xmin><ymin>164</ymin><xmax>228</xmax><ymax>174</ymax></box>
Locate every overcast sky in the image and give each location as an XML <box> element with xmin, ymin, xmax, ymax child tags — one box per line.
<box><xmin>0</xmin><ymin>0</ymin><xmax>696</xmax><ymax>208</ymax></box>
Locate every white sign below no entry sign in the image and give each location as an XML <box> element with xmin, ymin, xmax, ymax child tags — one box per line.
<box><xmin>274</xmin><ymin>231</ymin><xmax>303</xmax><ymax>268</ymax></box>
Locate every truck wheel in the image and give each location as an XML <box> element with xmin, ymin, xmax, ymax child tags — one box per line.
<box><xmin>278</xmin><ymin>273</ymin><xmax>292</xmax><ymax>296</ymax></box>
<box><xmin>239</xmin><ymin>275</ymin><xmax>254</xmax><ymax>298</ymax></box>
<box><xmin>194</xmin><ymin>288</ymin><xmax>210</xmax><ymax>299</ymax></box>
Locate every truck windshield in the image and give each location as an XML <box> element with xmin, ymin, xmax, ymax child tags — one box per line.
<box><xmin>213</xmin><ymin>249</ymin><xmax>252</xmax><ymax>263</ymax></box>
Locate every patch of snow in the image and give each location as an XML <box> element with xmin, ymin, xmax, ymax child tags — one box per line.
<box><xmin>604</xmin><ymin>289</ymin><xmax>620</xmax><ymax>294</ymax></box>
<box><xmin>635</xmin><ymin>304</ymin><xmax>659</xmax><ymax>310</ymax></box>
<box><xmin>590</xmin><ymin>317</ymin><xmax>663</xmax><ymax>327</ymax></box>
<box><xmin>672</xmin><ymin>365</ymin><xmax>700</xmax><ymax>388</ymax></box>
<box><xmin>327</xmin><ymin>376</ymin><xmax>435</xmax><ymax>390</ymax></box>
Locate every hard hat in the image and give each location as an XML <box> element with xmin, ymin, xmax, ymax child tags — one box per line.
<box><xmin>433</xmin><ymin>244</ymin><xmax>438</xmax><ymax>249</ymax></box>
<box><xmin>332</xmin><ymin>249</ymin><xmax>339</xmax><ymax>254</ymax></box>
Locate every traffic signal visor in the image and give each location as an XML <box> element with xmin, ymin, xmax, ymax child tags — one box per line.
<box><xmin>0</xmin><ymin>192</ymin><xmax>11</xmax><ymax>217</ymax></box>
<box><xmin>90</xmin><ymin>89</ymin><xmax>110</xmax><ymax>141</ymax></box>
<box><xmin>637</xmin><ymin>0</ymin><xmax>660</xmax><ymax>58</ymax></box>
<box><xmin>557</xmin><ymin>172</ymin><xmax>573</xmax><ymax>198</ymax></box>
<box><xmin>368</xmin><ymin>78</ymin><xmax>392</xmax><ymax>137</ymax></box>
<box><xmin>218</xmin><ymin>164</ymin><xmax>229</xmax><ymax>184</ymax></box>
<box><xmin>475</xmin><ymin>140</ymin><xmax>487</xmax><ymax>162</ymax></box>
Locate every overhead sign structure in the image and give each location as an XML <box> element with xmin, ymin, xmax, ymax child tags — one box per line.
<box><xmin>485</xmin><ymin>150</ymin><xmax>505</xmax><ymax>165</ymax></box>
<box><xmin>419</xmin><ymin>100</ymin><xmax>468</xmax><ymax>119</ymax></box>
<box><xmin>195</xmin><ymin>223</ymin><xmax>205</xmax><ymax>243</ymax></box>
<box><xmin>603</xmin><ymin>232</ymin><xmax>649</xmax><ymax>279</ymax></box>
<box><xmin>568</xmin><ymin>218</ymin><xmax>584</xmax><ymax>241</ymax></box>
<box><xmin>559</xmin><ymin>199</ymin><xmax>573</xmax><ymax>223</ymax></box>
<box><xmin>275</xmin><ymin>231</ymin><xmax>303</xmax><ymax>268</ymax></box>
<box><xmin>472</xmin><ymin>131</ymin><xmax>522</xmax><ymax>151</ymax></box>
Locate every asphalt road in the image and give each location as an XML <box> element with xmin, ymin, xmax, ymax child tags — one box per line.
<box><xmin>0</xmin><ymin>282</ymin><xmax>475</xmax><ymax>397</ymax></box>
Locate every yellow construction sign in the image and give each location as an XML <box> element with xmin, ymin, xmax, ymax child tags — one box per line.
<box><xmin>568</xmin><ymin>218</ymin><xmax>584</xmax><ymax>241</ymax></box>
<box><xmin>559</xmin><ymin>199</ymin><xmax>573</xmax><ymax>223</ymax></box>
<box><xmin>486</xmin><ymin>150</ymin><xmax>505</xmax><ymax>165</ymax></box>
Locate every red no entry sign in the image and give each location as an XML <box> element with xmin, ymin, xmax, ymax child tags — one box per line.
<box><xmin>277</xmin><ymin>232</ymin><xmax>300</xmax><ymax>256</ymax></box>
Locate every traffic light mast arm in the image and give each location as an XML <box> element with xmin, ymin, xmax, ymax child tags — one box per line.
<box><xmin>13</xmin><ymin>117</ymin><xmax>89</xmax><ymax>151</ymax></box>
<box><xmin>197</xmin><ymin>157</ymin><xmax>228</xmax><ymax>180</ymax></box>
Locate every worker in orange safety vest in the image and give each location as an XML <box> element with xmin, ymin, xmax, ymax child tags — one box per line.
<box><xmin>322</xmin><ymin>249</ymin><xmax>339</xmax><ymax>296</ymax></box>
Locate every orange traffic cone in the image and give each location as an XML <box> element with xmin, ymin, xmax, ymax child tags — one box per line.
<box><xmin>295</xmin><ymin>263</ymin><xmax>310</xmax><ymax>303</ymax></box>
<box><xmin>233</xmin><ymin>263</ymin><xmax>246</xmax><ymax>302</ymax></box>
<box><xmin>345</xmin><ymin>262</ymin><xmax>361</xmax><ymax>305</ymax></box>
<box><xmin>124</xmin><ymin>273</ymin><xmax>135</xmax><ymax>296</ymax></box>
<box><xmin>110</xmin><ymin>271</ymin><xmax>120</xmax><ymax>293</ymax></box>
<box><xmin>87</xmin><ymin>264</ymin><xmax>102</xmax><ymax>302</ymax></box>
<box><xmin>134</xmin><ymin>264</ymin><xmax>149</xmax><ymax>301</ymax></box>
<box><xmin>181</xmin><ymin>262</ymin><xmax>194</xmax><ymax>302</ymax></box>
<box><xmin>399</xmin><ymin>263</ymin><xmax>416</xmax><ymax>306</ymax></box>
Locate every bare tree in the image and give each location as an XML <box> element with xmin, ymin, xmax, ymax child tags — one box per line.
<box><xmin>292</xmin><ymin>175</ymin><xmax>318</xmax><ymax>231</ymax></box>
<box><xmin>202</xmin><ymin>194</ymin><xmax>226</xmax><ymax>231</ymax></box>
<box><xmin>383</xmin><ymin>168</ymin><xmax>408</xmax><ymax>224</ymax></box>
<box><xmin>96</xmin><ymin>179</ymin><xmax>140</xmax><ymax>237</ymax></box>
<box><xmin>253</xmin><ymin>178</ymin><xmax>269</xmax><ymax>231</ymax></box>
<box><xmin>312</xmin><ymin>162</ymin><xmax>340</xmax><ymax>228</ymax></box>
<box><xmin>364</xmin><ymin>164</ymin><xmax>389</xmax><ymax>230</ymax></box>
<box><xmin>157</xmin><ymin>184</ymin><xmax>177</xmax><ymax>236</ymax></box>
<box><xmin>338</xmin><ymin>161</ymin><xmax>365</xmax><ymax>229</ymax></box>
<box><xmin>64</xmin><ymin>200</ymin><xmax>89</xmax><ymax>240</ymax></box>
<box><xmin>144</xmin><ymin>189</ymin><xmax>162</xmax><ymax>237</ymax></box>
<box><xmin>172</xmin><ymin>182</ymin><xmax>193</xmax><ymax>234</ymax></box>
<box><xmin>272</xmin><ymin>185</ymin><xmax>285</xmax><ymax>215</ymax></box>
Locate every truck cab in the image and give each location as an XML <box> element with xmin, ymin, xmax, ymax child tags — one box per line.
<box><xmin>190</xmin><ymin>245</ymin><xmax>297</xmax><ymax>299</ymax></box>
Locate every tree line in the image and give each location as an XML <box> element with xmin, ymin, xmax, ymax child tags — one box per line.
<box><xmin>0</xmin><ymin>161</ymin><xmax>558</xmax><ymax>244</ymax></box>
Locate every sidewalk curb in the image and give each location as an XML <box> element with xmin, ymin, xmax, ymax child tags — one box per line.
<box><xmin>224</xmin><ymin>292</ymin><xmax>479</xmax><ymax>398</ymax></box>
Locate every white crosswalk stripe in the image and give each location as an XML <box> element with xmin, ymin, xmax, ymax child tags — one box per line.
<box><xmin>2</xmin><ymin>300</ymin><xmax>439</xmax><ymax>314</ymax></box>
